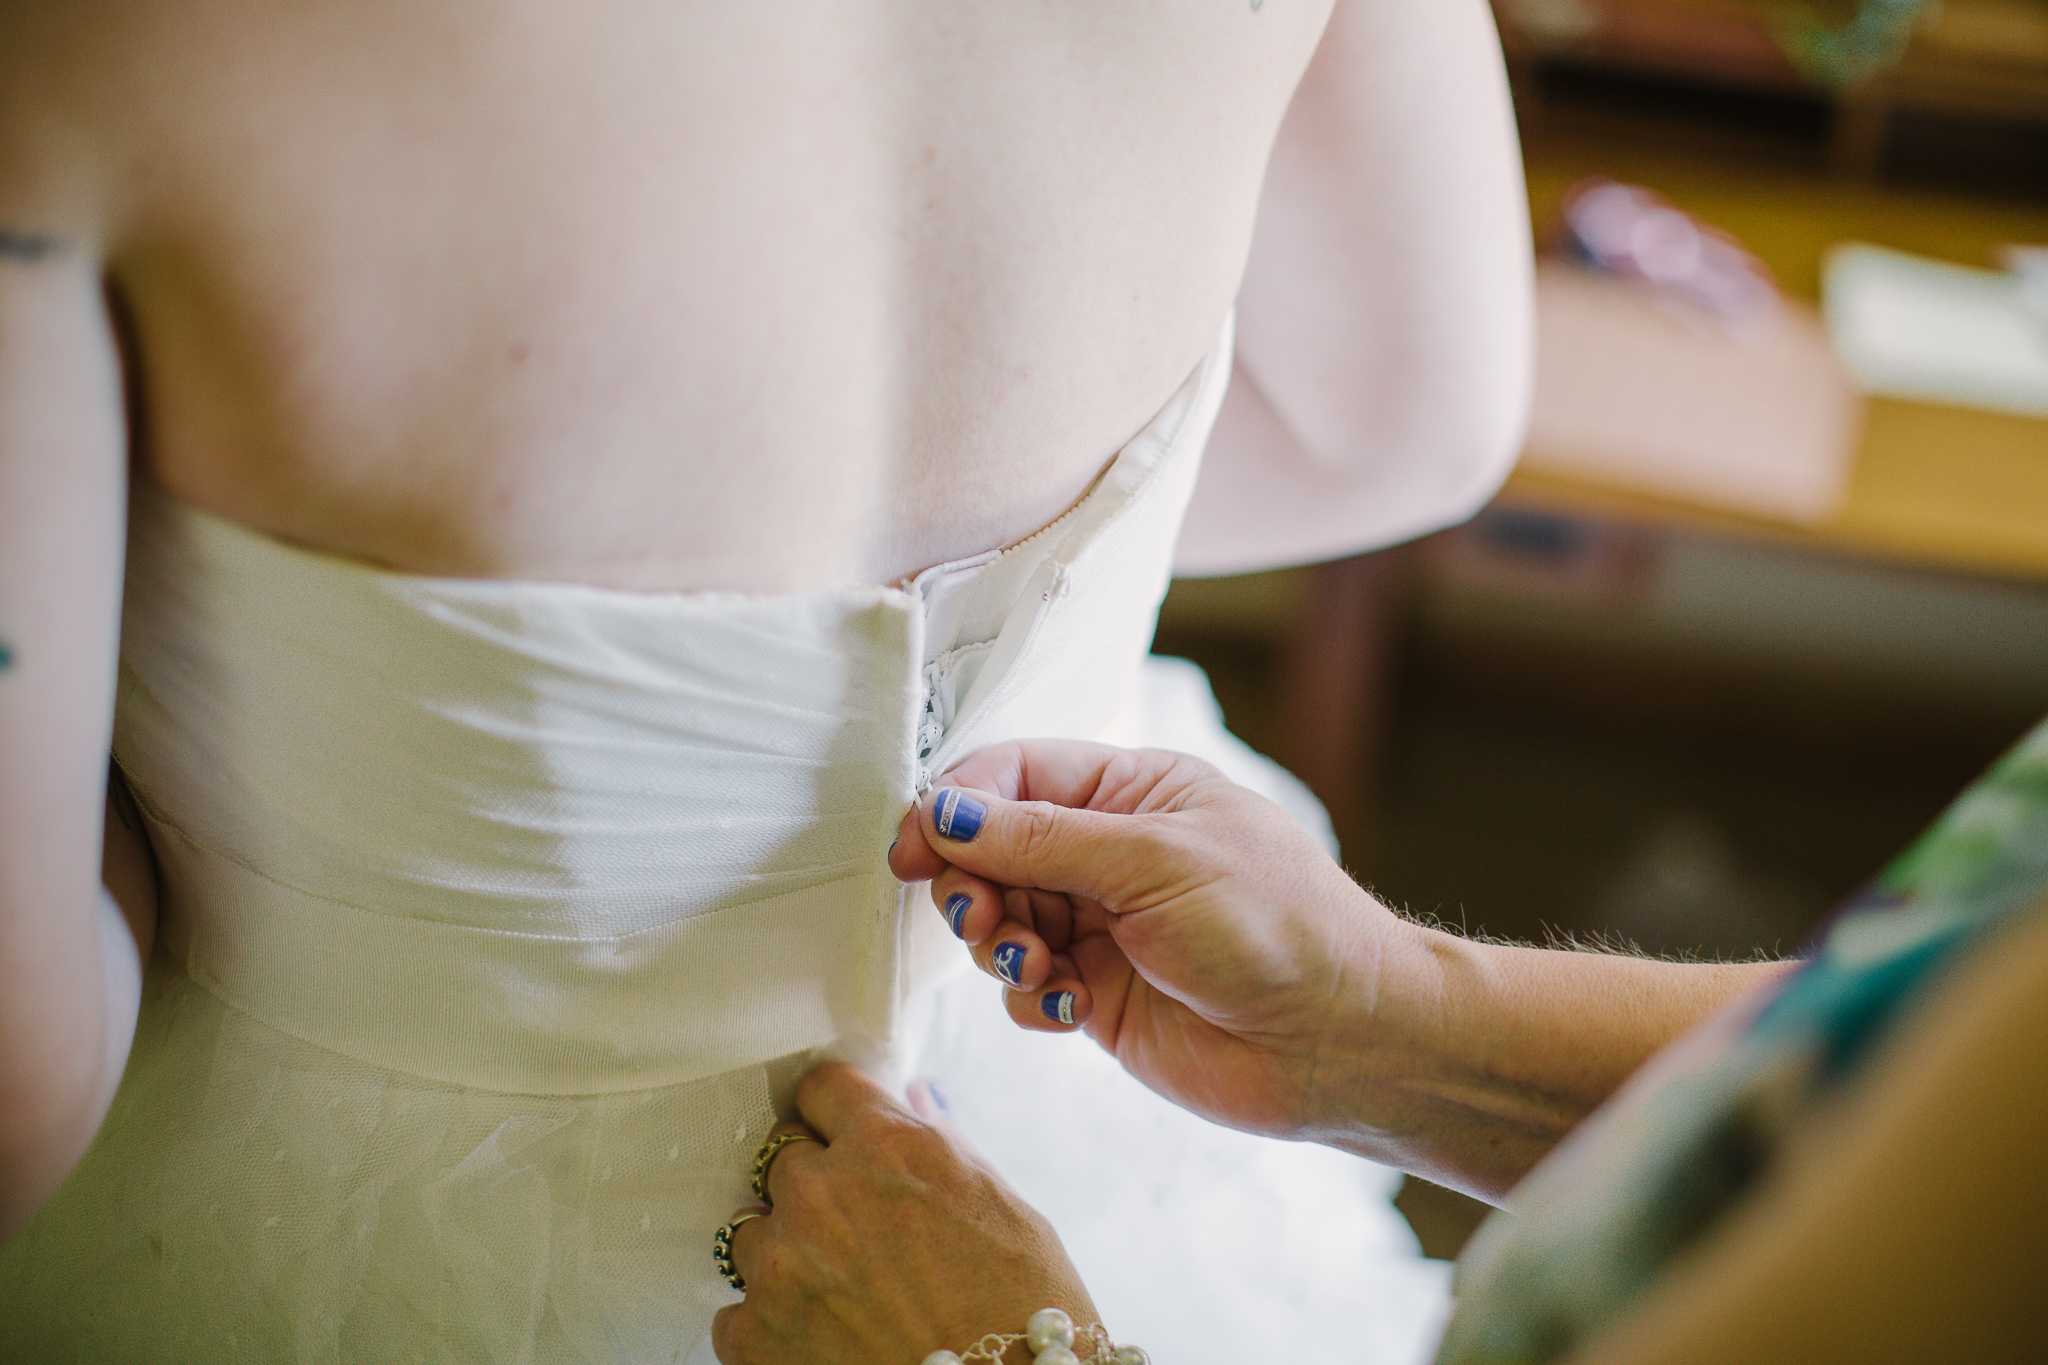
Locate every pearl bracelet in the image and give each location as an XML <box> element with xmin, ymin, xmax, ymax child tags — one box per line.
<box><xmin>919</xmin><ymin>1307</ymin><xmax>1148</xmax><ymax>1365</ymax></box>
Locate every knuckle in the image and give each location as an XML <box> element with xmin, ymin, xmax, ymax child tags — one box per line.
<box><xmin>1128</xmin><ymin>817</ymin><xmax>1190</xmax><ymax>871</ymax></box>
<box><xmin>858</xmin><ymin>1110</ymin><xmax>924</xmax><ymax>1162</ymax></box>
<box><xmin>1011</xmin><ymin>800</ymin><xmax>1066</xmax><ymax>873</ymax></box>
<box><xmin>1119</xmin><ymin>816</ymin><xmax>1225</xmax><ymax>902</ymax></box>
<box><xmin>898</xmin><ymin>1119</ymin><xmax>950</xmax><ymax>1162</ymax></box>
<box><xmin>794</xmin><ymin>1060</ymin><xmax>844</xmax><ymax>1111</ymax></box>
<box><xmin>888</xmin><ymin>1120</ymin><xmax>962</xmax><ymax>1187</ymax></box>
<box><xmin>1103</xmin><ymin>746</ymin><xmax>1164</xmax><ymax>792</ymax></box>
<box><xmin>776</xmin><ymin>1159</ymin><xmax>830</xmax><ymax>1212</ymax></box>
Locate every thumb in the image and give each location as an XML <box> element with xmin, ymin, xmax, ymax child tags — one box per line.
<box><xmin>918</xmin><ymin>784</ymin><xmax>1163</xmax><ymax>909</ymax></box>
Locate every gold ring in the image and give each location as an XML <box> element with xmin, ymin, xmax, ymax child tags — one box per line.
<box><xmin>749</xmin><ymin>1131</ymin><xmax>820</xmax><ymax>1204</ymax></box>
<box><xmin>712</xmin><ymin>1211</ymin><xmax>765</xmax><ymax>1292</ymax></box>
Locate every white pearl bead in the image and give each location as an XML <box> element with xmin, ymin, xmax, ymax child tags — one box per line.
<box><xmin>1032</xmin><ymin>1349</ymin><xmax>1080</xmax><ymax>1365</ymax></box>
<box><xmin>920</xmin><ymin>1353</ymin><xmax>963</xmax><ymax>1365</ymax></box>
<box><xmin>1025</xmin><ymin>1307</ymin><xmax>1075</xmax><ymax>1353</ymax></box>
<box><xmin>1111</xmin><ymin>1347</ymin><xmax>1151</xmax><ymax>1365</ymax></box>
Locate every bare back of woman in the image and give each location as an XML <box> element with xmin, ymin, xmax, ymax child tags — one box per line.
<box><xmin>10</xmin><ymin>0</ymin><xmax>1335</xmax><ymax>590</ymax></box>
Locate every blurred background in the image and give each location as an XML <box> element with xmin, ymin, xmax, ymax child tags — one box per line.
<box><xmin>1157</xmin><ymin>0</ymin><xmax>2048</xmax><ymax>1257</ymax></box>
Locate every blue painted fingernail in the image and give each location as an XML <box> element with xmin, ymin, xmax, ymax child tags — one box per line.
<box><xmin>1041</xmin><ymin>991</ymin><xmax>1076</xmax><ymax>1025</ymax></box>
<box><xmin>944</xmin><ymin>893</ymin><xmax>972</xmax><ymax>938</ymax></box>
<box><xmin>928</xmin><ymin>1080</ymin><xmax>952</xmax><ymax>1113</ymax></box>
<box><xmin>991</xmin><ymin>942</ymin><xmax>1026</xmax><ymax>987</ymax></box>
<box><xmin>933</xmin><ymin>788</ymin><xmax>986</xmax><ymax>842</ymax></box>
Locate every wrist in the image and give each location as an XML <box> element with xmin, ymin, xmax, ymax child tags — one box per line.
<box><xmin>1290</xmin><ymin>903</ymin><xmax>1485</xmax><ymax>1165</ymax></box>
<box><xmin>1298</xmin><ymin>919</ymin><xmax>1610</xmax><ymax>1202</ymax></box>
<box><xmin>923</xmin><ymin>1307</ymin><xmax>1145</xmax><ymax>1365</ymax></box>
<box><xmin>1305</xmin><ymin>921</ymin><xmax>1791</xmax><ymax>1201</ymax></box>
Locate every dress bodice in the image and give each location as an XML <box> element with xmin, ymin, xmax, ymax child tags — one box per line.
<box><xmin>114</xmin><ymin>320</ymin><xmax>1232</xmax><ymax>1097</ymax></box>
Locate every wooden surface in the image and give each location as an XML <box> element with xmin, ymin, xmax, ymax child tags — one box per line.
<box><xmin>1515</xmin><ymin>134</ymin><xmax>2048</xmax><ymax>581</ymax></box>
<box><xmin>1506</xmin><ymin>396</ymin><xmax>2048</xmax><ymax>579</ymax></box>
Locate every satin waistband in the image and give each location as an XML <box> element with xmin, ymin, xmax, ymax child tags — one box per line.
<box><xmin>146</xmin><ymin>820</ymin><xmax>897</xmax><ymax>1093</ymax></box>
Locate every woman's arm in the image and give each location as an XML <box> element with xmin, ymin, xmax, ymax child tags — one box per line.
<box><xmin>0</xmin><ymin>205</ymin><xmax>144</xmax><ymax>1240</ymax></box>
<box><xmin>1177</xmin><ymin>0</ymin><xmax>1534</xmax><ymax>576</ymax></box>
<box><xmin>889</xmin><ymin>741</ymin><xmax>1783</xmax><ymax>1203</ymax></box>
<box><xmin>1349</xmin><ymin>927</ymin><xmax>1787</xmax><ymax>1202</ymax></box>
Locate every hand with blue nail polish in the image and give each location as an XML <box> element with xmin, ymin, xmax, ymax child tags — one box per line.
<box><xmin>891</xmin><ymin>740</ymin><xmax>1786</xmax><ymax>1205</ymax></box>
<box><xmin>943</xmin><ymin>892</ymin><xmax>973</xmax><ymax>939</ymax></box>
<box><xmin>894</xmin><ymin>742</ymin><xmax>1395</xmax><ymax>1134</ymax></box>
<box><xmin>990</xmin><ymin>941</ymin><xmax>1027</xmax><ymax>987</ymax></box>
<box><xmin>932</xmin><ymin>787</ymin><xmax>986</xmax><ymax>841</ymax></box>
<box><xmin>892</xmin><ymin>741</ymin><xmax>1455</xmax><ymax>1160</ymax></box>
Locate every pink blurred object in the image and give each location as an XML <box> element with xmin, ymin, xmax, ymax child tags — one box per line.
<box><xmin>1554</xmin><ymin>178</ymin><xmax>1782</xmax><ymax>331</ymax></box>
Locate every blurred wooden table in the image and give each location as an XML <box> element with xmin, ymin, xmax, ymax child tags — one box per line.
<box><xmin>1504</xmin><ymin>394</ymin><xmax>2048</xmax><ymax>579</ymax></box>
<box><xmin>1275</xmin><ymin>378</ymin><xmax>2048</xmax><ymax>828</ymax></box>
<box><xmin>1271</xmin><ymin>118</ymin><xmax>2048</xmax><ymax>824</ymax></box>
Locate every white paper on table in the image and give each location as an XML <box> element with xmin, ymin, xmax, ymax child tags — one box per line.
<box><xmin>1824</xmin><ymin>242</ymin><xmax>2048</xmax><ymax>420</ymax></box>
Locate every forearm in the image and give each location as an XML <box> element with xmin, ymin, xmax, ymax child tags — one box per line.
<box><xmin>0</xmin><ymin>787</ymin><xmax>153</xmax><ymax>1242</ymax></box>
<box><xmin>0</xmin><ymin>223</ymin><xmax>137</xmax><ymax>1241</ymax></box>
<box><xmin>1177</xmin><ymin>0</ymin><xmax>1530</xmax><ymax>576</ymax></box>
<box><xmin>0</xmin><ymin>887</ymin><xmax>139</xmax><ymax>1239</ymax></box>
<box><xmin>1309</xmin><ymin>922</ymin><xmax>1791</xmax><ymax>1203</ymax></box>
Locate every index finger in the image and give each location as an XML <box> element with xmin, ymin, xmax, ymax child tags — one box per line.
<box><xmin>949</xmin><ymin>739</ymin><xmax>1178</xmax><ymax>810</ymax></box>
<box><xmin>888</xmin><ymin>740</ymin><xmax>1210</xmax><ymax>883</ymax></box>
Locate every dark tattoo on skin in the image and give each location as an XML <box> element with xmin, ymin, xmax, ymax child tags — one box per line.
<box><xmin>0</xmin><ymin>229</ymin><xmax>64</xmax><ymax>262</ymax></box>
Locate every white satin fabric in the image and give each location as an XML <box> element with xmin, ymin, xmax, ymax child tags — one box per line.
<box><xmin>1</xmin><ymin>318</ymin><xmax>1449</xmax><ymax>1364</ymax></box>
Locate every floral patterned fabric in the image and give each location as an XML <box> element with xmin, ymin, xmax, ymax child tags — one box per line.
<box><xmin>1438</xmin><ymin>717</ymin><xmax>2048</xmax><ymax>1364</ymax></box>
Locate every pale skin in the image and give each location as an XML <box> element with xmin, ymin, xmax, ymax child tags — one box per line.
<box><xmin>0</xmin><ymin>0</ymin><xmax>1531</xmax><ymax>1241</ymax></box>
<box><xmin>715</xmin><ymin>742</ymin><xmax>2045</xmax><ymax>1364</ymax></box>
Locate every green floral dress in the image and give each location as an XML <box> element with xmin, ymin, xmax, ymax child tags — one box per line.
<box><xmin>1438</xmin><ymin>717</ymin><xmax>2048</xmax><ymax>1365</ymax></box>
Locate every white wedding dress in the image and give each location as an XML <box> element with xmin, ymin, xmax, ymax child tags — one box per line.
<box><xmin>0</xmin><ymin>319</ymin><xmax>1450</xmax><ymax>1364</ymax></box>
